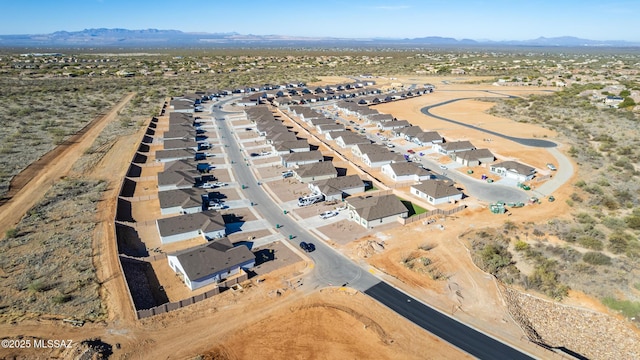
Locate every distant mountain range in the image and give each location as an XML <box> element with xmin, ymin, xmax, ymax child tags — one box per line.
<box><xmin>1</xmin><ymin>28</ymin><xmax>638</xmax><ymax>48</ymax></box>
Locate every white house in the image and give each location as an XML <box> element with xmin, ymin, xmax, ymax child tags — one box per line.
<box><xmin>490</xmin><ymin>161</ymin><xmax>536</xmax><ymax>182</ymax></box>
<box><xmin>381</xmin><ymin>162</ymin><xmax>434</xmax><ymax>182</ymax></box>
<box><xmin>434</xmin><ymin>141</ymin><xmax>476</xmax><ymax>156</ymax></box>
<box><xmin>294</xmin><ymin>162</ymin><xmax>338</xmax><ymax>183</ymax></box>
<box><xmin>282</xmin><ymin>150</ymin><xmax>323</xmax><ymax>168</ymax></box>
<box><xmin>335</xmin><ymin>134</ymin><xmax>370</xmax><ymax>149</ymax></box>
<box><xmin>453</xmin><ymin>148</ymin><xmax>495</xmax><ymax>167</ymax></box>
<box><xmin>158</xmin><ymin>188</ymin><xmax>206</xmax><ymax>215</ymax></box>
<box><xmin>156</xmin><ymin>211</ymin><xmax>226</xmax><ymax>244</ymax></box>
<box><xmin>413</xmin><ymin>131</ymin><xmax>444</xmax><ymax>146</ymax></box>
<box><xmin>271</xmin><ymin>140</ymin><xmax>310</xmax><ymax>155</ymax></box>
<box><xmin>167</xmin><ymin>238</ymin><xmax>255</xmax><ymax>291</ymax></box>
<box><xmin>362</xmin><ymin>151</ymin><xmax>405</xmax><ymax>168</ymax></box>
<box><xmin>309</xmin><ymin>175</ymin><xmax>365</xmax><ymax>201</ymax></box>
<box><xmin>411</xmin><ymin>180</ymin><xmax>463</xmax><ymax>205</ymax></box>
<box><xmin>346</xmin><ymin>194</ymin><xmax>409</xmax><ymax>228</ymax></box>
<box><xmin>377</xmin><ymin>120</ymin><xmax>411</xmax><ymax>131</ymax></box>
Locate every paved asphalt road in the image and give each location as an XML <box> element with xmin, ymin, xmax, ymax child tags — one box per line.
<box><xmin>211</xmin><ymin>99</ymin><xmax>535</xmax><ymax>360</ymax></box>
<box><xmin>421</xmin><ymin>98</ymin><xmax>557</xmax><ymax>148</ymax></box>
<box><xmin>366</xmin><ymin>282</ymin><xmax>534</xmax><ymax>360</ymax></box>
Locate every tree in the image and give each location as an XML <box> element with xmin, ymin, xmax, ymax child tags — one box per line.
<box><xmin>619</xmin><ymin>97</ymin><xmax>636</xmax><ymax>109</ymax></box>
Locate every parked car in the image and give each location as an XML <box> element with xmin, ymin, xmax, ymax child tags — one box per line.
<box><xmin>282</xmin><ymin>170</ymin><xmax>294</xmax><ymax>178</ymax></box>
<box><xmin>546</xmin><ymin>163</ymin><xmax>557</xmax><ymax>171</ymax></box>
<box><xmin>386</xmin><ymin>143</ymin><xmax>395</xmax><ymax>148</ymax></box>
<box><xmin>407</xmin><ymin>149</ymin><xmax>415</xmax><ymax>154</ymax></box>
<box><xmin>439</xmin><ymin>165</ymin><xmax>448</xmax><ymax>170</ymax></box>
<box><xmin>306</xmin><ymin>243</ymin><xmax>316</xmax><ymax>252</ymax></box>
<box><xmin>212</xmin><ymin>182</ymin><xmax>227</xmax><ymax>187</ymax></box>
<box><xmin>260</xmin><ymin>151</ymin><xmax>271</xmax><ymax>156</ymax></box>
<box><xmin>299</xmin><ymin>241</ymin><xmax>310</xmax><ymax>252</ymax></box>
<box><xmin>198</xmin><ymin>182</ymin><xmax>216</xmax><ymax>189</ymax></box>
<box><xmin>209</xmin><ymin>203</ymin><xmax>226</xmax><ymax>210</ymax></box>
<box><xmin>320</xmin><ymin>211</ymin><xmax>339</xmax><ymax>219</ymax></box>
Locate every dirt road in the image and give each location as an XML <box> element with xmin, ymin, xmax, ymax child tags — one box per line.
<box><xmin>0</xmin><ymin>93</ymin><xmax>135</xmax><ymax>236</ymax></box>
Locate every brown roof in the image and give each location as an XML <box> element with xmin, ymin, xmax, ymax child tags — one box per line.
<box><xmin>347</xmin><ymin>194</ymin><xmax>408</xmax><ymax>221</ymax></box>
<box><xmin>312</xmin><ymin>175</ymin><xmax>363</xmax><ymax>196</ymax></box>
<box><xmin>155</xmin><ymin>148</ymin><xmax>196</xmax><ymax>161</ymax></box>
<box><xmin>158</xmin><ymin>188</ymin><xmax>206</xmax><ymax>210</ymax></box>
<box><xmin>156</xmin><ymin>210</ymin><xmax>225</xmax><ymax>237</ymax></box>
<box><xmin>455</xmin><ymin>148</ymin><xmax>495</xmax><ymax>162</ymax></box>
<box><xmin>386</xmin><ymin>162</ymin><xmax>432</xmax><ymax>177</ymax></box>
<box><xmin>414</xmin><ymin>131</ymin><xmax>443</xmax><ymax>143</ymax></box>
<box><xmin>170</xmin><ymin>238</ymin><xmax>255</xmax><ymax>281</ymax></box>
<box><xmin>295</xmin><ymin>161</ymin><xmax>337</xmax><ymax>178</ymax></box>
<box><xmin>492</xmin><ymin>161</ymin><xmax>536</xmax><ymax>175</ymax></box>
<box><xmin>283</xmin><ymin>150</ymin><xmax>324</xmax><ymax>163</ymax></box>
<box><xmin>440</xmin><ymin>140</ymin><xmax>475</xmax><ymax>152</ymax></box>
<box><xmin>412</xmin><ymin>180</ymin><xmax>462</xmax><ymax>199</ymax></box>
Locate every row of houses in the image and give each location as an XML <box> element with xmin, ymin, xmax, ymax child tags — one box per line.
<box><xmin>150</xmin><ymin>107</ymin><xmax>256</xmax><ymax>291</ymax></box>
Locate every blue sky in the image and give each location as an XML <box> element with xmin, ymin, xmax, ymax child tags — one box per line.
<box><xmin>1</xmin><ymin>0</ymin><xmax>638</xmax><ymax>41</ymax></box>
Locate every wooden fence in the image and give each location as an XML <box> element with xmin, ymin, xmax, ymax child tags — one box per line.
<box><xmin>399</xmin><ymin>204</ymin><xmax>467</xmax><ymax>225</ymax></box>
<box><xmin>136</xmin><ymin>272</ymin><xmax>249</xmax><ymax>319</ymax></box>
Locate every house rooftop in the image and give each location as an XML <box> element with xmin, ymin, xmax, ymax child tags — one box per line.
<box><xmin>156</xmin><ymin>210</ymin><xmax>225</xmax><ymax>237</ymax></box>
<box><xmin>158</xmin><ymin>188</ymin><xmax>206</xmax><ymax>210</ymax></box>
<box><xmin>387</xmin><ymin>162</ymin><xmax>432</xmax><ymax>176</ymax></box>
<box><xmin>493</xmin><ymin>161</ymin><xmax>536</xmax><ymax>175</ymax></box>
<box><xmin>312</xmin><ymin>175</ymin><xmax>363</xmax><ymax>196</ymax></box>
<box><xmin>440</xmin><ymin>140</ymin><xmax>475</xmax><ymax>151</ymax></box>
<box><xmin>295</xmin><ymin>161</ymin><xmax>337</xmax><ymax>179</ymax></box>
<box><xmin>347</xmin><ymin>194</ymin><xmax>408</xmax><ymax>221</ymax></box>
<box><xmin>283</xmin><ymin>150</ymin><xmax>323</xmax><ymax>163</ymax></box>
<box><xmin>170</xmin><ymin>238</ymin><xmax>255</xmax><ymax>281</ymax></box>
<box><xmin>412</xmin><ymin>180</ymin><xmax>462</xmax><ymax>198</ymax></box>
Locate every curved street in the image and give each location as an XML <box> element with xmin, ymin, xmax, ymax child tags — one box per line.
<box><xmin>211</xmin><ymin>99</ymin><xmax>535</xmax><ymax>360</ymax></box>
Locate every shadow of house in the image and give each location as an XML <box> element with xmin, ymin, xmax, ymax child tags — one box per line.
<box><xmin>126</xmin><ymin>164</ymin><xmax>142</xmax><ymax>178</ymax></box>
<box><xmin>335</xmin><ymin>167</ymin><xmax>348</xmax><ymax>176</ymax></box>
<box><xmin>222</xmin><ymin>214</ymin><xmax>246</xmax><ymax>235</ymax></box>
<box><xmin>148</xmin><ymin>122</ymin><xmax>157</xmax><ymax>129</ymax></box>
<box><xmin>322</xmin><ymin>155</ymin><xmax>334</xmax><ymax>162</ymax></box>
<box><xmin>145</xmin><ymin>127</ymin><xmax>155</xmax><ymax>136</ymax></box>
<box><xmin>142</xmin><ymin>135</ymin><xmax>154</xmax><ymax>144</ymax></box>
<box><xmin>132</xmin><ymin>152</ymin><xmax>148</xmax><ymax>164</ymax></box>
<box><xmin>138</xmin><ymin>143</ymin><xmax>150</xmax><ymax>153</ymax></box>
<box><xmin>253</xmin><ymin>248</ymin><xmax>275</xmax><ymax>265</ymax></box>
<box><xmin>309</xmin><ymin>144</ymin><xmax>320</xmax><ymax>151</ymax></box>
<box><xmin>115</xmin><ymin>223</ymin><xmax>148</xmax><ymax>257</ymax></box>
<box><xmin>115</xmin><ymin>197</ymin><xmax>134</xmax><ymax>221</ymax></box>
<box><xmin>120</xmin><ymin>257</ymin><xmax>168</xmax><ymax>310</ymax></box>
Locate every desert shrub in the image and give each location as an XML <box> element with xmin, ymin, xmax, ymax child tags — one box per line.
<box><xmin>479</xmin><ymin>244</ymin><xmax>512</xmax><ymax>275</ymax></box>
<box><xmin>52</xmin><ymin>294</ymin><xmax>72</xmax><ymax>304</ymax></box>
<box><xmin>575</xmin><ymin>212</ymin><xmax>595</xmax><ymax>224</ymax></box>
<box><xmin>526</xmin><ymin>259</ymin><xmax>569</xmax><ymax>300</ymax></box>
<box><xmin>575</xmin><ymin>179</ymin><xmax>587</xmax><ymax>188</ymax></box>
<box><xmin>514</xmin><ymin>240</ymin><xmax>530</xmax><ymax>251</ymax></box>
<box><xmin>28</xmin><ymin>280</ymin><xmax>46</xmax><ymax>293</ymax></box>
<box><xmin>602</xmin><ymin>297</ymin><xmax>640</xmax><ymax>318</ymax></box>
<box><xmin>625</xmin><ymin>215</ymin><xmax>640</xmax><ymax>230</ymax></box>
<box><xmin>602</xmin><ymin>216</ymin><xmax>627</xmax><ymax>230</ymax></box>
<box><xmin>582</xmin><ymin>252</ymin><xmax>612</xmax><ymax>265</ymax></box>
<box><xmin>570</xmin><ymin>192</ymin><xmax>583</xmax><ymax>202</ymax></box>
<box><xmin>578</xmin><ymin>235</ymin><xmax>604</xmax><ymax>250</ymax></box>
<box><xmin>5</xmin><ymin>228</ymin><xmax>17</xmax><ymax>239</ymax></box>
<box><xmin>608</xmin><ymin>231</ymin><xmax>634</xmax><ymax>254</ymax></box>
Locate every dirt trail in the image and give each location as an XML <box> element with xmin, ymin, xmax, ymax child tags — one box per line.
<box><xmin>0</xmin><ymin>93</ymin><xmax>135</xmax><ymax>236</ymax></box>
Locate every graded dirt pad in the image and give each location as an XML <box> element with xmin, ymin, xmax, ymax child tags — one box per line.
<box><xmin>204</xmin><ymin>290</ymin><xmax>471</xmax><ymax>360</ymax></box>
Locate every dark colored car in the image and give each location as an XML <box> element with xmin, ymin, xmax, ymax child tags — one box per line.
<box><xmin>306</xmin><ymin>243</ymin><xmax>316</xmax><ymax>252</ymax></box>
<box><xmin>299</xmin><ymin>241</ymin><xmax>309</xmax><ymax>251</ymax></box>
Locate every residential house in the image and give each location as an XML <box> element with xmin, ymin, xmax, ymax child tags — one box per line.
<box><xmin>335</xmin><ymin>134</ymin><xmax>370</xmax><ymax>149</ymax></box>
<box><xmin>317</xmin><ymin>124</ymin><xmax>345</xmax><ymax>134</ymax></box>
<box><xmin>156</xmin><ymin>210</ymin><xmax>226</xmax><ymax>244</ymax></box>
<box><xmin>158</xmin><ymin>188</ymin><xmax>206</xmax><ymax>215</ymax></box>
<box><xmin>282</xmin><ymin>150</ymin><xmax>324</xmax><ymax>168</ymax></box>
<box><xmin>294</xmin><ymin>161</ymin><xmax>338</xmax><ymax>183</ymax></box>
<box><xmin>155</xmin><ymin>148</ymin><xmax>197</xmax><ymax>163</ymax></box>
<box><xmin>167</xmin><ymin>238</ymin><xmax>255</xmax><ymax>290</ymax></box>
<box><xmin>377</xmin><ymin>120</ymin><xmax>411</xmax><ymax>132</ymax></box>
<box><xmin>308</xmin><ymin>175</ymin><xmax>365</xmax><ymax>201</ymax></box>
<box><xmin>381</xmin><ymin>162</ymin><xmax>434</xmax><ymax>182</ymax></box>
<box><xmin>453</xmin><ymin>149</ymin><xmax>495</xmax><ymax>167</ymax></box>
<box><xmin>163</xmin><ymin>139</ymin><xmax>199</xmax><ymax>151</ymax></box>
<box><xmin>490</xmin><ymin>161</ymin><xmax>536</xmax><ymax>182</ymax></box>
<box><xmin>411</xmin><ymin>180</ymin><xmax>463</xmax><ymax>205</ymax></box>
<box><xmin>362</xmin><ymin>151</ymin><xmax>406</xmax><ymax>168</ymax></box>
<box><xmin>435</xmin><ymin>140</ymin><xmax>476</xmax><ymax>156</ymax></box>
<box><xmin>271</xmin><ymin>139</ymin><xmax>310</xmax><ymax>155</ymax></box>
<box><xmin>413</xmin><ymin>131</ymin><xmax>444</xmax><ymax>146</ymax></box>
<box><xmin>346</xmin><ymin>194</ymin><xmax>409</xmax><ymax>228</ymax></box>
